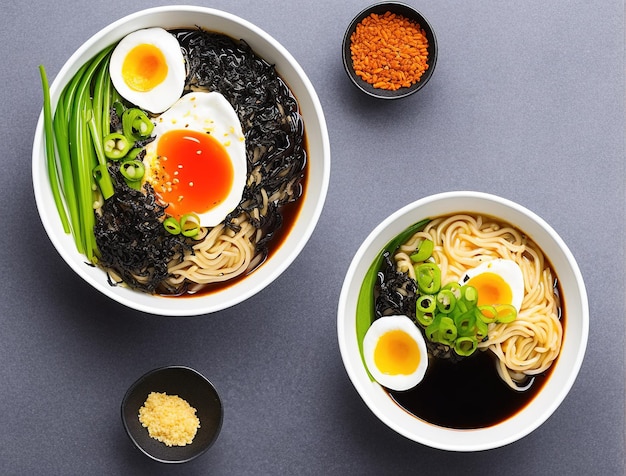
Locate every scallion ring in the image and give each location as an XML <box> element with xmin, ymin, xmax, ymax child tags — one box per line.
<box><xmin>476</xmin><ymin>305</ymin><xmax>498</xmax><ymax>324</ymax></box>
<box><xmin>454</xmin><ymin>336</ymin><xmax>478</xmax><ymax>356</ymax></box>
<box><xmin>454</xmin><ymin>311</ymin><xmax>476</xmax><ymax>337</ymax></box>
<box><xmin>495</xmin><ymin>304</ymin><xmax>517</xmax><ymax>323</ymax></box>
<box><xmin>416</xmin><ymin>295</ymin><xmax>436</xmax><ymax>326</ymax></box>
<box><xmin>163</xmin><ymin>217</ymin><xmax>181</xmax><ymax>235</ymax></box>
<box><xmin>461</xmin><ymin>285</ymin><xmax>478</xmax><ymax>307</ymax></box>
<box><xmin>438</xmin><ymin>317</ymin><xmax>457</xmax><ymax>346</ymax></box>
<box><xmin>442</xmin><ymin>282</ymin><xmax>462</xmax><ymax>300</ymax></box>
<box><xmin>436</xmin><ymin>289</ymin><xmax>456</xmax><ymax>314</ymax></box>
<box><xmin>180</xmin><ymin>213</ymin><xmax>201</xmax><ymax>238</ymax></box>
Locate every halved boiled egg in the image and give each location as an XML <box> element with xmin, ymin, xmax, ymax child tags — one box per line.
<box><xmin>363</xmin><ymin>315</ymin><xmax>428</xmax><ymax>391</ymax></box>
<box><xmin>143</xmin><ymin>91</ymin><xmax>247</xmax><ymax>228</ymax></box>
<box><xmin>109</xmin><ymin>27</ymin><xmax>185</xmax><ymax>114</ymax></box>
<box><xmin>459</xmin><ymin>259</ymin><xmax>524</xmax><ymax>312</ymax></box>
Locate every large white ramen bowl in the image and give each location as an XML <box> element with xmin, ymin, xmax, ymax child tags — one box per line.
<box><xmin>337</xmin><ymin>191</ymin><xmax>588</xmax><ymax>451</ymax></box>
<box><xmin>32</xmin><ymin>6</ymin><xmax>330</xmax><ymax>316</ymax></box>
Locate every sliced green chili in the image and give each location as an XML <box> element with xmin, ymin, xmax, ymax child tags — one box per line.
<box><xmin>119</xmin><ymin>159</ymin><xmax>145</xmax><ymax>181</ymax></box>
<box><xmin>122</xmin><ymin>108</ymin><xmax>154</xmax><ymax>140</ymax></box>
<box><xmin>103</xmin><ymin>132</ymin><xmax>131</xmax><ymax>160</ymax></box>
<box><xmin>409</xmin><ymin>238</ymin><xmax>434</xmax><ymax>263</ymax></box>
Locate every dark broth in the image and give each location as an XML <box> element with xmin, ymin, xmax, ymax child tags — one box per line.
<box><xmin>388</xmin><ymin>349</ymin><xmax>555</xmax><ymax>429</ymax></box>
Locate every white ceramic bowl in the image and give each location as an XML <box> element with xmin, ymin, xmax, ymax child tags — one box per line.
<box><xmin>337</xmin><ymin>191</ymin><xmax>588</xmax><ymax>451</ymax></box>
<box><xmin>32</xmin><ymin>6</ymin><xmax>330</xmax><ymax>316</ymax></box>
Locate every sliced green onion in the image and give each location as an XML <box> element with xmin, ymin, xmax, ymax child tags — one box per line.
<box><xmin>415</xmin><ymin>262</ymin><xmax>441</xmax><ymax>294</ymax></box>
<box><xmin>425</xmin><ymin>314</ymin><xmax>442</xmax><ymax>343</ymax></box>
<box><xmin>461</xmin><ymin>285</ymin><xmax>478</xmax><ymax>307</ymax></box>
<box><xmin>409</xmin><ymin>238</ymin><xmax>434</xmax><ymax>262</ymax></box>
<box><xmin>475</xmin><ymin>317</ymin><xmax>489</xmax><ymax>341</ymax></box>
<box><xmin>103</xmin><ymin>132</ymin><xmax>131</xmax><ymax>160</ymax></box>
<box><xmin>416</xmin><ymin>295</ymin><xmax>436</xmax><ymax>326</ymax></box>
<box><xmin>454</xmin><ymin>311</ymin><xmax>476</xmax><ymax>337</ymax></box>
<box><xmin>180</xmin><ymin>213</ymin><xmax>201</xmax><ymax>238</ymax></box>
<box><xmin>454</xmin><ymin>336</ymin><xmax>478</xmax><ymax>356</ymax></box>
<box><xmin>476</xmin><ymin>305</ymin><xmax>498</xmax><ymax>324</ymax></box>
<box><xmin>495</xmin><ymin>304</ymin><xmax>517</xmax><ymax>323</ymax></box>
<box><xmin>438</xmin><ymin>317</ymin><xmax>457</xmax><ymax>346</ymax></box>
<box><xmin>436</xmin><ymin>289</ymin><xmax>456</xmax><ymax>314</ymax></box>
<box><xmin>163</xmin><ymin>217</ymin><xmax>181</xmax><ymax>235</ymax></box>
<box><xmin>442</xmin><ymin>282</ymin><xmax>462</xmax><ymax>300</ymax></box>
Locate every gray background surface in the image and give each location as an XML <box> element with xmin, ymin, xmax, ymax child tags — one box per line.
<box><xmin>2</xmin><ymin>0</ymin><xmax>624</xmax><ymax>474</ymax></box>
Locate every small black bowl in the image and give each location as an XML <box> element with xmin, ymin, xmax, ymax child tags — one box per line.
<box><xmin>121</xmin><ymin>366</ymin><xmax>223</xmax><ymax>464</ymax></box>
<box><xmin>342</xmin><ymin>2</ymin><xmax>438</xmax><ymax>99</ymax></box>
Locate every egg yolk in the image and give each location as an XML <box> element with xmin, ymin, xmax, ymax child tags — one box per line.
<box><xmin>122</xmin><ymin>43</ymin><xmax>168</xmax><ymax>92</ymax></box>
<box><xmin>466</xmin><ymin>272</ymin><xmax>513</xmax><ymax>307</ymax></box>
<box><xmin>373</xmin><ymin>330</ymin><xmax>420</xmax><ymax>376</ymax></box>
<box><xmin>153</xmin><ymin>129</ymin><xmax>234</xmax><ymax>218</ymax></box>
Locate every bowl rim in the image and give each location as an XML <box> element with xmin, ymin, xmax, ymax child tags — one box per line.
<box><xmin>341</xmin><ymin>1</ymin><xmax>438</xmax><ymax>99</ymax></box>
<box><xmin>31</xmin><ymin>5</ymin><xmax>331</xmax><ymax>316</ymax></box>
<box><xmin>337</xmin><ymin>191</ymin><xmax>589</xmax><ymax>451</ymax></box>
<box><xmin>121</xmin><ymin>365</ymin><xmax>223</xmax><ymax>463</ymax></box>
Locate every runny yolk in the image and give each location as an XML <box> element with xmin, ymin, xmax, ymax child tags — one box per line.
<box><xmin>154</xmin><ymin>129</ymin><xmax>234</xmax><ymax>218</ymax></box>
<box><xmin>466</xmin><ymin>272</ymin><xmax>513</xmax><ymax>307</ymax></box>
<box><xmin>122</xmin><ymin>43</ymin><xmax>168</xmax><ymax>92</ymax></box>
<box><xmin>373</xmin><ymin>330</ymin><xmax>420</xmax><ymax>376</ymax></box>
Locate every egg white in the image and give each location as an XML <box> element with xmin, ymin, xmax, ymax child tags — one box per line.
<box><xmin>363</xmin><ymin>314</ymin><xmax>428</xmax><ymax>391</ymax></box>
<box><xmin>143</xmin><ymin>91</ymin><xmax>247</xmax><ymax>228</ymax></box>
<box><xmin>458</xmin><ymin>259</ymin><xmax>524</xmax><ymax>311</ymax></box>
<box><xmin>109</xmin><ymin>27</ymin><xmax>186</xmax><ymax>114</ymax></box>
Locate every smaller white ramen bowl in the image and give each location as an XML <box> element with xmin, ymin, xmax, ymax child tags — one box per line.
<box><xmin>337</xmin><ymin>191</ymin><xmax>588</xmax><ymax>451</ymax></box>
<box><xmin>32</xmin><ymin>6</ymin><xmax>330</xmax><ymax>316</ymax></box>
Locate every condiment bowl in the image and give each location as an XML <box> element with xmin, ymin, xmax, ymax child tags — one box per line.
<box><xmin>342</xmin><ymin>2</ymin><xmax>437</xmax><ymax>99</ymax></box>
<box><xmin>121</xmin><ymin>366</ymin><xmax>223</xmax><ymax>463</ymax></box>
<box><xmin>32</xmin><ymin>6</ymin><xmax>330</xmax><ymax>316</ymax></box>
<box><xmin>337</xmin><ymin>191</ymin><xmax>589</xmax><ymax>451</ymax></box>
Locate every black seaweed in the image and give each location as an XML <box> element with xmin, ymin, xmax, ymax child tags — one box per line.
<box><xmin>94</xmin><ymin>166</ymin><xmax>190</xmax><ymax>293</ymax></box>
<box><xmin>375</xmin><ymin>251</ymin><xmax>418</xmax><ymax>318</ymax></box>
